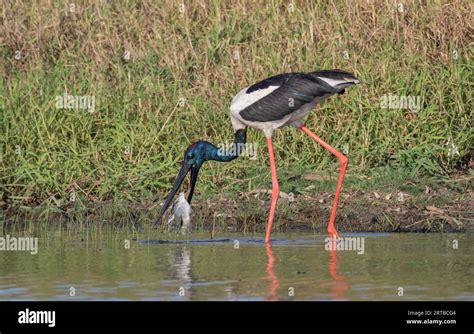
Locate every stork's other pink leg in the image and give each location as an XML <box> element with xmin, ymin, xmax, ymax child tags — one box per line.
<box><xmin>265</xmin><ymin>137</ymin><xmax>279</xmax><ymax>243</ymax></box>
<box><xmin>299</xmin><ymin>125</ymin><xmax>348</xmax><ymax>238</ymax></box>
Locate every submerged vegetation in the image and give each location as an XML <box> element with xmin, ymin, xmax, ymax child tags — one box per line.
<box><xmin>1</xmin><ymin>1</ymin><xmax>472</xmax><ymax>226</ymax></box>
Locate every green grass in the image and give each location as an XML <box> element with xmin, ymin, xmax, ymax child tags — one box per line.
<box><xmin>1</xmin><ymin>1</ymin><xmax>472</xmax><ymax>211</ymax></box>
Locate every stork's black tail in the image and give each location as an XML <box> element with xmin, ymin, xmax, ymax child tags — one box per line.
<box><xmin>309</xmin><ymin>69</ymin><xmax>360</xmax><ymax>92</ymax></box>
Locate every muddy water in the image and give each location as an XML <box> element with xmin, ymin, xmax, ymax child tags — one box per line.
<box><xmin>0</xmin><ymin>231</ymin><xmax>472</xmax><ymax>300</ymax></box>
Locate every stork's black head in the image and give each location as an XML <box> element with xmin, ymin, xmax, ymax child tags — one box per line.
<box><xmin>155</xmin><ymin>141</ymin><xmax>219</xmax><ymax>225</ymax></box>
<box><xmin>183</xmin><ymin>141</ymin><xmax>219</xmax><ymax>167</ymax></box>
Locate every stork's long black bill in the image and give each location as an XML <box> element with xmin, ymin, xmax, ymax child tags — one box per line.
<box><xmin>156</xmin><ymin>162</ymin><xmax>193</xmax><ymax>225</ymax></box>
<box><xmin>187</xmin><ymin>165</ymin><xmax>200</xmax><ymax>203</ymax></box>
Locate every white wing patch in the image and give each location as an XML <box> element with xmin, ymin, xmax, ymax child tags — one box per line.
<box><xmin>230</xmin><ymin>85</ymin><xmax>280</xmax><ymax>113</ymax></box>
<box><xmin>317</xmin><ymin>76</ymin><xmax>360</xmax><ymax>88</ymax></box>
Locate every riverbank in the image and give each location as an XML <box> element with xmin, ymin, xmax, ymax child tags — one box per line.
<box><xmin>2</xmin><ymin>170</ymin><xmax>471</xmax><ymax>234</ymax></box>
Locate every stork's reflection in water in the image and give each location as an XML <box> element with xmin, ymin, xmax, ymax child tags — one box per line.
<box><xmin>265</xmin><ymin>243</ymin><xmax>280</xmax><ymax>301</ymax></box>
<box><xmin>328</xmin><ymin>236</ymin><xmax>348</xmax><ymax>300</ymax></box>
<box><xmin>263</xmin><ymin>236</ymin><xmax>348</xmax><ymax>301</ymax></box>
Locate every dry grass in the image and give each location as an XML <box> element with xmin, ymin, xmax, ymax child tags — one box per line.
<box><xmin>1</xmin><ymin>0</ymin><xmax>472</xmax><ymax>209</ymax></box>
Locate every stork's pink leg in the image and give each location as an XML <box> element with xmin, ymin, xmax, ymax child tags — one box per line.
<box><xmin>265</xmin><ymin>137</ymin><xmax>280</xmax><ymax>243</ymax></box>
<box><xmin>299</xmin><ymin>125</ymin><xmax>348</xmax><ymax>238</ymax></box>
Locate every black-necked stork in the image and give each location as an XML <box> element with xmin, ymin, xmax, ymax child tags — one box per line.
<box><xmin>156</xmin><ymin>69</ymin><xmax>360</xmax><ymax>243</ymax></box>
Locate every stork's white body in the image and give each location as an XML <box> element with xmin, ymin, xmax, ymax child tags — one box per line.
<box><xmin>230</xmin><ymin>72</ymin><xmax>359</xmax><ymax>137</ymax></box>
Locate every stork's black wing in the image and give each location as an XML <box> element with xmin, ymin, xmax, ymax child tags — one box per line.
<box><xmin>239</xmin><ymin>73</ymin><xmax>340</xmax><ymax>122</ymax></box>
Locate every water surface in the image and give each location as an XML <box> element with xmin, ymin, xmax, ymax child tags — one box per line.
<box><xmin>0</xmin><ymin>231</ymin><xmax>472</xmax><ymax>300</ymax></box>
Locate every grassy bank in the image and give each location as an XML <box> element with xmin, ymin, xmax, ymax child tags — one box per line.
<box><xmin>1</xmin><ymin>1</ymin><xmax>472</xmax><ymax>215</ymax></box>
<box><xmin>3</xmin><ymin>167</ymin><xmax>472</xmax><ymax>234</ymax></box>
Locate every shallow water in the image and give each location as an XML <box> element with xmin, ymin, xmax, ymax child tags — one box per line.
<box><xmin>0</xmin><ymin>231</ymin><xmax>472</xmax><ymax>300</ymax></box>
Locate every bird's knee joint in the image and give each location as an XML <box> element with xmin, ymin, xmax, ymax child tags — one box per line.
<box><xmin>340</xmin><ymin>155</ymin><xmax>348</xmax><ymax>166</ymax></box>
